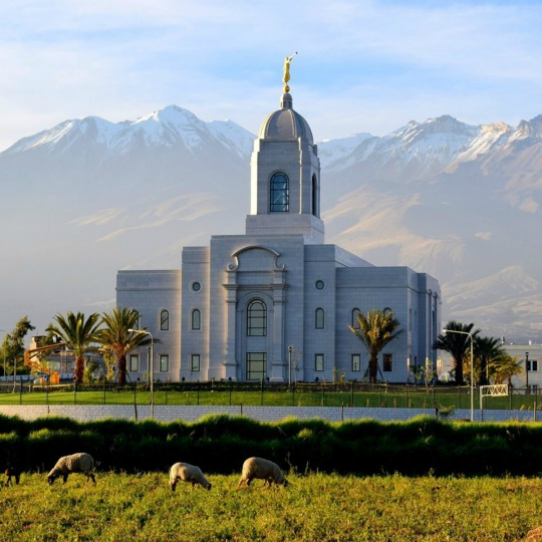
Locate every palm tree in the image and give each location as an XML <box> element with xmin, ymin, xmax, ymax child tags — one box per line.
<box><xmin>47</xmin><ymin>312</ymin><xmax>101</xmax><ymax>384</ymax></box>
<box><xmin>98</xmin><ymin>307</ymin><xmax>152</xmax><ymax>385</ymax></box>
<box><xmin>348</xmin><ymin>309</ymin><xmax>402</xmax><ymax>384</ymax></box>
<box><xmin>474</xmin><ymin>336</ymin><xmax>505</xmax><ymax>386</ymax></box>
<box><xmin>433</xmin><ymin>321</ymin><xmax>480</xmax><ymax>386</ymax></box>
<box><xmin>490</xmin><ymin>354</ymin><xmax>523</xmax><ymax>386</ymax></box>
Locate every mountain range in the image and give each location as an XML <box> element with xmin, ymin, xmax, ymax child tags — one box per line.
<box><xmin>1</xmin><ymin>105</ymin><xmax>541</xmax><ymax>342</ymax></box>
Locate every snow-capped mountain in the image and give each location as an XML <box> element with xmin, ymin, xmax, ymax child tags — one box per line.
<box><xmin>5</xmin><ymin>105</ymin><xmax>254</xmax><ymax>159</ymax></box>
<box><xmin>1</xmin><ymin>107</ymin><xmax>541</xmax><ymax>341</ymax></box>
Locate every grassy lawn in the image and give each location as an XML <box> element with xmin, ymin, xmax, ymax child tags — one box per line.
<box><xmin>0</xmin><ymin>385</ymin><xmax>536</xmax><ymax>410</ymax></box>
<box><xmin>1</xmin><ymin>472</ymin><xmax>541</xmax><ymax>541</ymax></box>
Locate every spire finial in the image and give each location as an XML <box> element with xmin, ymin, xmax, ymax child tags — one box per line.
<box><xmin>283</xmin><ymin>52</ymin><xmax>298</xmax><ymax>93</ymax></box>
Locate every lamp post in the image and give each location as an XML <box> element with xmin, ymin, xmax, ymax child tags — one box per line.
<box><xmin>526</xmin><ymin>352</ymin><xmax>530</xmax><ymax>391</ymax></box>
<box><xmin>0</xmin><ymin>329</ymin><xmax>5</xmax><ymax>387</ymax></box>
<box><xmin>288</xmin><ymin>346</ymin><xmax>293</xmax><ymax>390</ymax></box>
<box><xmin>128</xmin><ymin>329</ymin><xmax>154</xmax><ymax>419</ymax></box>
<box><xmin>443</xmin><ymin>328</ymin><xmax>474</xmax><ymax>422</ymax></box>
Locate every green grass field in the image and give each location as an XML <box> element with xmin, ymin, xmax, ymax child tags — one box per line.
<box><xmin>0</xmin><ymin>385</ymin><xmax>535</xmax><ymax>411</ymax></box>
<box><xmin>1</xmin><ymin>473</ymin><xmax>542</xmax><ymax>541</ymax></box>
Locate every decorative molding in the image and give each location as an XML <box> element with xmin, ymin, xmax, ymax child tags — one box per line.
<box><xmin>229</xmin><ymin>245</ymin><xmax>285</xmax><ymax>271</ymax></box>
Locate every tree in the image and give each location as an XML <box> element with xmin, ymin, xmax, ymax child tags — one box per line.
<box><xmin>47</xmin><ymin>312</ymin><xmax>101</xmax><ymax>384</ymax></box>
<box><xmin>490</xmin><ymin>354</ymin><xmax>523</xmax><ymax>386</ymax></box>
<box><xmin>0</xmin><ymin>316</ymin><xmax>35</xmax><ymax>377</ymax></box>
<box><xmin>97</xmin><ymin>307</ymin><xmax>152</xmax><ymax>386</ymax></box>
<box><xmin>474</xmin><ymin>336</ymin><xmax>506</xmax><ymax>386</ymax></box>
<box><xmin>348</xmin><ymin>309</ymin><xmax>402</xmax><ymax>384</ymax></box>
<box><xmin>433</xmin><ymin>321</ymin><xmax>480</xmax><ymax>386</ymax></box>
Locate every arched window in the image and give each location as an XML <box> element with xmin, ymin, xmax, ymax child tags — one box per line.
<box><xmin>247</xmin><ymin>300</ymin><xmax>267</xmax><ymax>336</ymax></box>
<box><xmin>160</xmin><ymin>310</ymin><xmax>169</xmax><ymax>331</ymax></box>
<box><xmin>352</xmin><ymin>308</ymin><xmax>361</xmax><ymax>329</ymax></box>
<box><xmin>312</xmin><ymin>174</ymin><xmax>318</xmax><ymax>216</ymax></box>
<box><xmin>191</xmin><ymin>309</ymin><xmax>201</xmax><ymax>331</ymax></box>
<box><xmin>270</xmin><ymin>172</ymin><xmax>289</xmax><ymax>212</ymax></box>
<box><xmin>315</xmin><ymin>308</ymin><xmax>325</xmax><ymax>329</ymax></box>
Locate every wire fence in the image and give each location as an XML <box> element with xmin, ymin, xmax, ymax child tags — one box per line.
<box><xmin>0</xmin><ymin>380</ymin><xmax>540</xmax><ymax>411</ymax></box>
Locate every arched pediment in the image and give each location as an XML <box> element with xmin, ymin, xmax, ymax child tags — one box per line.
<box><xmin>228</xmin><ymin>245</ymin><xmax>285</xmax><ymax>271</ymax></box>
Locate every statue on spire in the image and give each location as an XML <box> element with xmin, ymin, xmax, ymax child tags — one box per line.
<box><xmin>283</xmin><ymin>52</ymin><xmax>298</xmax><ymax>93</ymax></box>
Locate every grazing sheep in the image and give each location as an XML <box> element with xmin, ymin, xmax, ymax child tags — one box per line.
<box><xmin>47</xmin><ymin>453</ymin><xmax>96</xmax><ymax>485</ymax></box>
<box><xmin>237</xmin><ymin>457</ymin><xmax>289</xmax><ymax>488</ymax></box>
<box><xmin>4</xmin><ymin>467</ymin><xmax>20</xmax><ymax>486</ymax></box>
<box><xmin>169</xmin><ymin>462</ymin><xmax>211</xmax><ymax>491</ymax></box>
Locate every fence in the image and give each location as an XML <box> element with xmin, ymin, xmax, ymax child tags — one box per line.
<box><xmin>0</xmin><ymin>381</ymin><xmax>541</xmax><ymax>411</ymax></box>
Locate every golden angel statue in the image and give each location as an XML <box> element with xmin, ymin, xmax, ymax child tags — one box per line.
<box><xmin>283</xmin><ymin>52</ymin><xmax>298</xmax><ymax>93</ymax></box>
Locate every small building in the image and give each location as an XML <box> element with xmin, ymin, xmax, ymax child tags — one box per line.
<box><xmin>117</xmin><ymin>67</ymin><xmax>441</xmax><ymax>383</ymax></box>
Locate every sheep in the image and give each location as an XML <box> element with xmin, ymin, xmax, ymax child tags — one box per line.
<box><xmin>169</xmin><ymin>462</ymin><xmax>211</xmax><ymax>491</ymax></box>
<box><xmin>237</xmin><ymin>457</ymin><xmax>289</xmax><ymax>488</ymax></box>
<box><xmin>47</xmin><ymin>453</ymin><xmax>96</xmax><ymax>485</ymax></box>
<box><xmin>4</xmin><ymin>467</ymin><xmax>20</xmax><ymax>487</ymax></box>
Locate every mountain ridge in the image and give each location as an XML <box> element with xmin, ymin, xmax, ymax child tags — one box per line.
<box><xmin>1</xmin><ymin>106</ymin><xmax>541</xmax><ymax>341</ymax></box>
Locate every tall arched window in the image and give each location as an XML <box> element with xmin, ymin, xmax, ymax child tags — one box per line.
<box><xmin>352</xmin><ymin>308</ymin><xmax>361</xmax><ymax>329</ymax></box>
<box><xmin>270</xmin><ymin>172</ymin><xmax>289</xmax><ymax>212</ymax></box>
<box><xmin>312</xmin><ymin>174</ymin><xmax>318</xmax><ymax>216</ymax></box>
<box><xmin>160</xmin><ymin>310</ymin><xmax>169</xmax><ymax>331</ymax></box>
<box><xmin>315</xmin><ymin>308</ymin><xmax>325</xmax><ymax>329</ymax></box>
<box><xmin>191</xmin><ymin>309</ymin><xmax>201</xmax><ymax>331</ymax></box>
<box><xmin>247</xmin><ymin>300</ymin><xmax>267</xmax><ymax>336</ymax></box>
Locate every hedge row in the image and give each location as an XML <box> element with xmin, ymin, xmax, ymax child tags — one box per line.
<box><xmin>1</xmin><ymin>414</ymin><xmax>542</xmax><ymax>477</ymax></box>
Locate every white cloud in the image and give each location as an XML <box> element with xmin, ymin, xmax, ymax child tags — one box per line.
<box><xmin>0</xmin><ymin>1</ymin><xmax>541</xmax><ymax>148</ymax></box>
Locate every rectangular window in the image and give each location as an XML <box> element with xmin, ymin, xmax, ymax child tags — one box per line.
<box><xmin>191</xmin><ymin>354</ymin><xmax>201</xmax><ymax>372</ymax></box>
<box><xmin>246</xmin><ymin>353</ymin><xmax>266</xmax><ymax>381</ymax></box>
<box><xmin>383</xmin><ymin>353</ymin><xmax>393</xmax><ymax>372</ymax></box>
<box><xmin>129</xmin><ymin>354</ymin><xmax>139</xmax><ymax>372</ymax></box>
<box><xmin>352</xmin><ymin>354</ymin><xmax>361</xmax><ymax>372</ymax></box>
<box><xmin>315</xmin><ymin>353</ymin><xmax>324</xmax><ymax>372</ymax></box>
<box><xmin>528</xmin><ymin>360</ymin><xmax>538</xmax><ymax>372</ymax></box>
<box><xmin>159</xmin><ymin>354</ymin><xmax>169</xmax><ymax>372</ymax></box>
<box><xmin>315</xmin><ymin>308</ymin><xmax>325</xmax><ymax>329</ymax></box>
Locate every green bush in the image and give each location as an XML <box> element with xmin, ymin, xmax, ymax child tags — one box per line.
<box><xmin>4</xmin><ymin>414</ymin><xmax>542</xmax><ymax>476</ymax></box>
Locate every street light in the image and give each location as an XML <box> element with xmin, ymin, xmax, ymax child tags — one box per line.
<box><xmin>288</xmin><ymin>345</ymin><xmax>293</xmax><ymax>390</ymax></box>
<box><xmin>526</xmin><ymin>352</ymin><xmax>530</xmax><ymax>390</ymax></box>
<box><xmin>128</xmin><ymin>329</ymin><xmax>154</xmax><ymax>419</ymax></box>
<box><xmin>0</xmin><ymin>329</ymin><xmax>5</xmax><ymax>385</ymax></box>
<box><xmin>442</xmin><ymin>328</ymin><xmax>474</xmax><ymax>422</ymax></box>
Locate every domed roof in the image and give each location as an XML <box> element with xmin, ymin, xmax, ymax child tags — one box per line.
<box><xmin>258</xmin><ymin>93</ymin><xmax>314</xmax><ymax>144</ymax></box>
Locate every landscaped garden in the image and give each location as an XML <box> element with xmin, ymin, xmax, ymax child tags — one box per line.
<box><xmin>0</xmin><ymin>381</ymin><xmax>538</xmax><ymax>412</ymax></box>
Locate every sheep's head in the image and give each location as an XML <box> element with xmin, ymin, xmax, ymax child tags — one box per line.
<box><xmin>281</xmin><ymin>478</ymin><xmax>289</xmax><ymax>487</ymax></box>
<box><xmin>204</xmin><ymin>482</ymin><xmax>212</xmax><ymax>491</ymax></box>
<box><xmin>47</xmin><ymin>474</ymin><xmax>57</xmax><ymax>485</ymax></box>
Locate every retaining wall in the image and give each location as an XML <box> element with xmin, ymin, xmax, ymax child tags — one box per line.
<box><xmin>0</xmin><ymin>405</ymin><xmax>539</xmax><ymax>423</ymax></box>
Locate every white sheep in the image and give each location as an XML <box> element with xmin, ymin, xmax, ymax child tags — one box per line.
<box><xmin>237</xmin><ymin>457</ymin><xmax>289</xmax><ymax>488</ymax></box>
<box><xmin>47</xmin><ymin>453</ymin><xmax>96</xmax><ymax>485</ymax></box>
<box><xmin>169</xmin><ymin>462</ymin><xmax>211</xmax><ymax>491</ymax></box>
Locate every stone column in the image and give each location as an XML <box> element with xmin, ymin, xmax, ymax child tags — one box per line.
<box><xmin>270</xmin><ymin>268</ymin><xmax>287</xmax><ymax>382</ymax></box>
<box><xmin>223</xmin><ymin>268</ymin><xmax>239</xmax><ymax>380</ymax></box>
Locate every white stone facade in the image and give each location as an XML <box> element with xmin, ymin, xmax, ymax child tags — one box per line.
<box><xmin>117</xmin><ymin>89</ymin><xmax>441</xmax><ymax>383</ymax></box>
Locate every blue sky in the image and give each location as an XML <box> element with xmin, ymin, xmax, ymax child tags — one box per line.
<box><xmin>1</xmin><ymin>0</ymin><xmax>541</xmax><ymax>150</ymax></box>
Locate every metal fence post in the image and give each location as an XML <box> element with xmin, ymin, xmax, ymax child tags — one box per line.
<box><xmin>197</xmin><ymin>380</ymin><xmax>200</xmax><ymax>406</ymax></box>
<box><xmin>103</xmin><ymin>380</ymin><xmax>106</xmax><ymax>405</ymax></box>
<box><xmin>74</xmin><ymin>382</ymin><xmax>77</xmax><ymax>405</ymax></box>
<box><xmin>260</xmin><ymin>379</ymin><xmax>264</xmax><ymax>406</ymax></box>
<box><xmin>20</xmin><ymin>380</ymin><xmax>23</xmax><ymax>405</ymax></box>
<box><xmin>229</xmin><ymin>382</ymin><xmax>232</xmax><ymax>406</ymax></box>
<box><xmin>351</xmin><ymin>381</ymin><xmax>354</xmax><ymax>407</ymax></box>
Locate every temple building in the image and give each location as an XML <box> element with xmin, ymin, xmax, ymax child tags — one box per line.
<box><xmin>116</xmin><ymin>61</ymin><xmax>441</xmax><ymax>383</ymax></box>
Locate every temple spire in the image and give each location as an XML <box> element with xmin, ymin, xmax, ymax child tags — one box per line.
<box><xmin>282</xmin><ymin>52</ymin><xmax>298</xmax><ymax>93</ymax></box>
